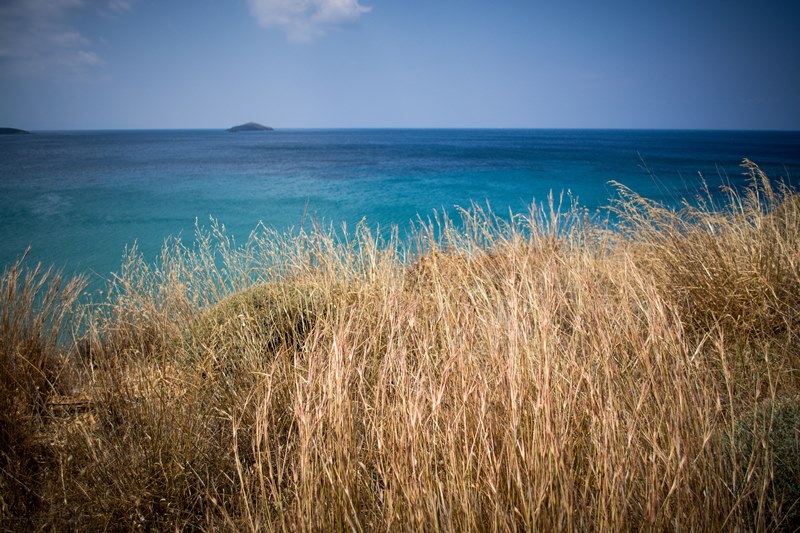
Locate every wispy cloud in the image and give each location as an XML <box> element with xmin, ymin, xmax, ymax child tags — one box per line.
<box><xmin>0</xmin><ymin>0</ymin><xmax>129</xmax><ymax>74</ymax></box>
<box><xmin>107</xmin><ymin>0</ymin><xmax>134</xmax><ymax>14</ymax></box>
<box><xmin>246</xmin><ymin>0</ymin><xmax>371</xmax><ymax>41</ymax></box>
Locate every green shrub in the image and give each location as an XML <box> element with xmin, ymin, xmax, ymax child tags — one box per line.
<box><xmin>729</xmin><ymin>397</ymin><xmax>800</xmax><ymax>530</ymax></box>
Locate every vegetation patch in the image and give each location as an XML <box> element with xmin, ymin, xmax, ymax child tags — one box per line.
<box><xmin>1</xmin><ymin>162</ymin><xmax>799</xmax><ymax>531</ymax></box>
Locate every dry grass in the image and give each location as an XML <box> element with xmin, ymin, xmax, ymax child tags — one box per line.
<box><xmin>0</xmin><ymin>255</ymin><xmax>86</xmax><ymax>528</ymax></box>
<box><xmin>1</xmin><ymin>161</ymin><xmax>799</xmax><ymax>531</ymax></box>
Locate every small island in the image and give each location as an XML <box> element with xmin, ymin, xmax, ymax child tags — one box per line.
<box><xmin>0</xmin><ymin>127</ymin><xmax>31</xmax><ymax>135</ymax></box>
<box><xmin>227</xmin><ymin>122</ymin><xmax>274</xmax><ymax>133</ymax></box>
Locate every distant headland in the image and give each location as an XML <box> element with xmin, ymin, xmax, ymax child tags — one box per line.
<box><xmin>0</xmin><ymin>127</ymin><xmax>31</xmax><ymax>135</ymax></box>
<box><xmin>227</xmin><ymin>122</ymin><xmax>274</xmax><ymax>132</ymax></box>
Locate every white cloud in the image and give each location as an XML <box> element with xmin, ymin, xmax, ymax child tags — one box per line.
<box><xmin>76</xmin><ymin>49</ymin><xmax>103</xmax><ymax>66</ymax></box>
<box><xmin>0</xmin><ymin>0</ymin><xmax>125</xmax><ymax>74</ymax></box>
<box><xmin>246</xmin><ymin>0</ymin><xmax>371</xmax><ymax>41</ymax></box>
<box><xmin>47</xmin><ymin>30</ymin><xmax>91</xmax><ymax>48</ymax></box>
<box><xmin>107</xmin><ymin>0</ymin><xmax>134</xmax><ymax>14</ymax></box>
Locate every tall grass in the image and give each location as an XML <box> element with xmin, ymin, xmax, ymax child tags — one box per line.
<box><xmin>1</xmin><ymin>162</ymin><xmax>798</xmax><ymax>530</ymax></box>
<box><xmin>0</xmin><ymin>255</ymin><xmax>85</xmax><ymax>527</ymax></box>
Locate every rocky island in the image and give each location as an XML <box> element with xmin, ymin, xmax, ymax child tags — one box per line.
<box><xmin>227</xmin><ymin>122</ymin><xmax>274</xmax><ymax>132</ymax></box>
<box><xmin>0</xmin><ymin>127</ymin><xmax>31</xmax><ymax>135</ymax></box>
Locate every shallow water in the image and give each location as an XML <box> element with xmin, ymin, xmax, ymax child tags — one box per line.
<box><xmin>2</xmin><ymin>128</ymin><xmax>799</xmax><ymax>284</ymax></box>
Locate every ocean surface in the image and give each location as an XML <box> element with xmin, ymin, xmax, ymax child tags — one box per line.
<box><xmin>2</xmin><ymin>129</ymin><xmax>799</xmax><ymax>286</ymax></box>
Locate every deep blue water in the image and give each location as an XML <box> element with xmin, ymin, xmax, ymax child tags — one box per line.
<box><xmin>1</xmin><ymin>129</ymin><xmax>799</xmax><ymax>284</ymax></box>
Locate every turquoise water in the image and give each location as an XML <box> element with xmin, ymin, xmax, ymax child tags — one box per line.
<box><xmin>1</xmin><ymin>129</ymin><xmax>799</xmax><ymax>283</ymax></box>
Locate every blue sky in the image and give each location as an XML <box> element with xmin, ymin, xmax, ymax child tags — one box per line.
<box><xmin>1</xmin><ymin>0</ymin><xmax>798</xmax><ymax>130</ymax></box>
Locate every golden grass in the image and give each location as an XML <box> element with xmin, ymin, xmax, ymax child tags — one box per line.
<box><xmin>1</xmin><ymin>161</ymin><xmax>799</xmax><ymax>531</ymax></box>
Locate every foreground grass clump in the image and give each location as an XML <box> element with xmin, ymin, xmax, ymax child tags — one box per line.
<box><xmin>1</xmin><ymin>161</ymin><xmax>799</xmax><ymax>531</ymax></box>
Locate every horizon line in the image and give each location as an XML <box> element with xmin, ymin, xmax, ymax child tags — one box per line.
<box><xmin>7</xmin><ymin>126</ymin><xmax>800</xmax><ymax>133</ymax></box>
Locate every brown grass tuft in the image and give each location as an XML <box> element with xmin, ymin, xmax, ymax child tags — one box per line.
<box><xmin>2</xmin><ymin>162</ymin><xmax>799</xmax><ymax>530</ymax></box>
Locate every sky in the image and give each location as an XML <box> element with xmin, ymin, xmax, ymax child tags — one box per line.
<box><xmin>0</xmin><ymin>0</ymin><xmax>799</xmax><ymax>130</ymax></box>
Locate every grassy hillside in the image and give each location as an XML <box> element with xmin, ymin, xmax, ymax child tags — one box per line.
<box><xmin>2</xmin><ymin>160</ymin><xmax>799</xmax><ymax>531</ymax></box>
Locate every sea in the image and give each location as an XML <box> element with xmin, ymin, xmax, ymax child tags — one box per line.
<box><xmin>2</xmin><ymin>129</ymin><xmax>799</xmax><ymax>287</ymax></box>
